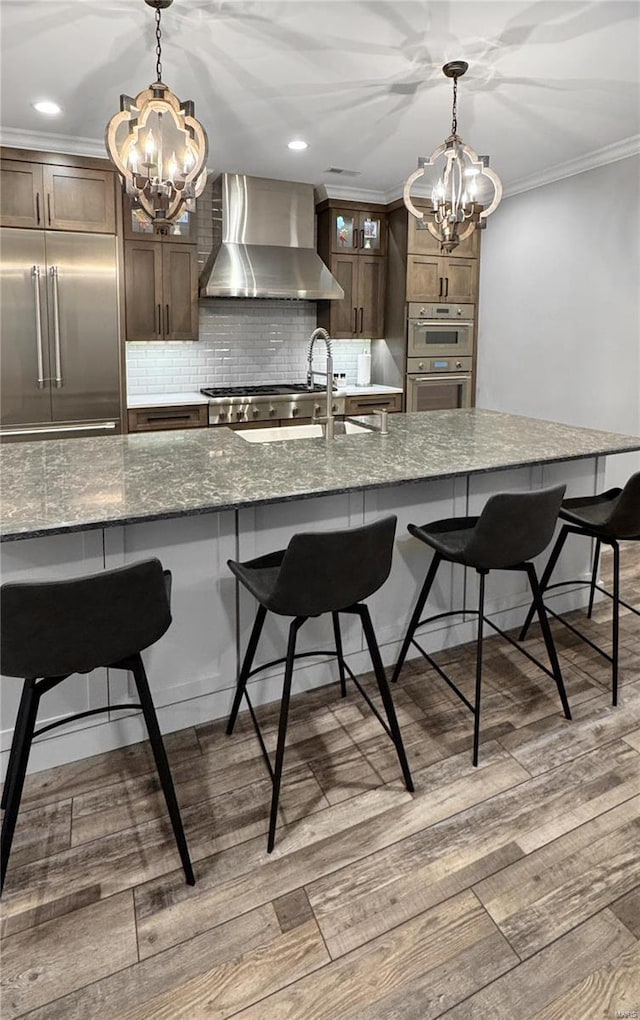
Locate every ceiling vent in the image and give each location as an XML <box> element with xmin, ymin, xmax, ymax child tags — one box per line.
<box><xmin>323</xmin><ymin>167</ymin><xmax>362</xmax><ymax>177</ymax></box>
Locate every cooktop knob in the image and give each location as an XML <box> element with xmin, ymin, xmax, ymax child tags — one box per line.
<box><xmin>269</xmin><ymin>407</ymin><xmax>276</xmax><ymax>416</ymax></box>
<box><xmin>292</xmin><ymin>406</ymin><xmax>299</xmax><ymax>416</ymax></box>
<box><xmin>252</xmin><ymin>408</ymin><xmax>260</xmax><ymax>417</ymax></box>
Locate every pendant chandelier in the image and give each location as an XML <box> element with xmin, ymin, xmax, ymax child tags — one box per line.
<box><xmin>105</xmin><ymin>0</ymin><xmax>208</xmax><ymax>228</ymax></box>
<box><xmin>403</xmin><ymin>61</ymin><xmax>502</xmax><ymax>255</ymax></box>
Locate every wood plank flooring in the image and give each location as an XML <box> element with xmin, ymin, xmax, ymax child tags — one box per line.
<box><xmin>1</xmin><ymin>543</ymin><xmax>638</xmax><ymax>1018</ymax></box>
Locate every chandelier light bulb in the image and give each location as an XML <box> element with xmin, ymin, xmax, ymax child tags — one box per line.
<box><xmin>403</xmin><ymin>60</ymin><xmax>502</xmax><ymax>254</ymax></box>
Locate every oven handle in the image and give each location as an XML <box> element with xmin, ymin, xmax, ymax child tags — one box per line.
<box><xmin>411</xmin><ymin>320</ymin><xmax>474</xmax><ymax>327</ymax></box>
<box><xmin>410</xmin><ymin>374</ymin><xmax>470</xmax><ymax>383</ymax></box>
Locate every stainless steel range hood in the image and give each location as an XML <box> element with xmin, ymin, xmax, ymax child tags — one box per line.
<box><xmin>199</xmin><ymin>173</ymin><xmax>344</xmax><ymax>300</ymax></box>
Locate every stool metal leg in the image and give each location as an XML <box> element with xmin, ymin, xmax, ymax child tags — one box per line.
<box><xmin>392</xmin><ymin>553</ymin><xmax>441</xmax><ymax>683</ymax></box>
<box><xmin>267</xmin><ymin>617</ymin><xmax>304</xmax><ymax>853</ymax></box>
<box><xmin>129</xmin><ymin>655</ymin><xmax>195</xmax><ymax>886</ymax></box>
<box><xmin>227</xmin><ymin>604</ymin><xmax>267</xmax><ymax>735</ymax></box>
<box><xmin>1</xmin><ymin>681</ymin><xmax>33</xmax><ymax>812</ymax></box>
<box><xmin>1</xmin><ymin>679</ymin><xmax>39</xmax><ymax>893</ymax></box>
<box><xmin>587</xmin><ymin>538</ymin><xmax>602</xmax><ymax>619</ymax></box>
<box><xmin>525</xmin><ymin>563</ymin><xmax>572</xmax><ymax>721</ymax></box>
<box><xmin>358</xmin><ymin>605</ymin><xmax>414</xmax><ymax>793</ymax></box>
<box><xmin>332</xmin><ymin>612</ymin><xmax>347</xmax><ymax>697</ymax></box>
<box><xmin>612</xmin><ymin>541</ymin><xmax>620</xmax><ymax>706</ymax></box>
<box><xmin>472</xmin><ymin>571</ymin><xmax>487</xmax><ymax>767</ymax></box>
<box><xmin>519</xmin><ymin>525</ymin><xmax>570</xmax><ymax>641</ymax></box>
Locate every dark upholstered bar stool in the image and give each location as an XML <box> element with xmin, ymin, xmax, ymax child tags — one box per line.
<box><xmin>392</xmin><ymin>486</ymin><xmax>572</xmax><ymax>766</ymax></box>
<box><xmin>519</xmin><ymin>472</ymin><xmax>640</xmax><ymax>705</ymax></box>
<box><xmin>226</xmin><ymin>515</ymin><xmax>414</xmax><ymax>852</ymax></box>
<box><xmin>0</xmin><ymin>559</ymin><xmax>195</xmax><ymax>894</ymax></box>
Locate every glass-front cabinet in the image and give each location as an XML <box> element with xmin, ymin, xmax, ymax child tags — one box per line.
<box><xmin>122</xmin><ymin>195</ymin><xmax>196</xmax><ymax>242</ymax></box>
<box><xmin>331</xmin><ymin>208</ymin><xmax>385</xmax><ymax>255</ymax></box>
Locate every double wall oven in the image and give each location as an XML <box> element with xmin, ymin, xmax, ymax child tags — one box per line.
<box><xmin>406</xmin><ymin>303</ymin><xmax>474</xmax><ymax>412</ymax></box>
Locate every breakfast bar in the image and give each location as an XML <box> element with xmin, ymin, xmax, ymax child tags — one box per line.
<box><xmin>2</xmin><ymin>408</ymin><xmax>639</xmax><ymax>773</ymax></box>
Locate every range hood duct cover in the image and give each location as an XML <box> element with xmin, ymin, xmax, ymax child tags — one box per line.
<box><xmin>199</xmin><ymin>174</ymin><xmax>344</xmax><ymax>300</ymax></box>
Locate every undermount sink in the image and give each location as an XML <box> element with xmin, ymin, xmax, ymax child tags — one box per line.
<box><xmin>235</xmin><ymin>421</ymin><xmax>370</xmax><ymax>443</ymax></box>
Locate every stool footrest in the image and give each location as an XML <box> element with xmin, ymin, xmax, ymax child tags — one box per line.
<box><xmin>247</xmin><ymin>648</ymin><xmax>338</xmax><ymax>681</ymax></box>
<box><xmin>411</xmin><ymin>636</ymin><xmax>476</xmax><ymax>714</ymax></box>
<box><xmin>544</xmin><ymin>605</ymin><xmax>614</xmax><ymax>664</ymax></box>
<box><xmin>33</xmin><ymin>703</ymin><xmax>142</xmax><ymax>739</ymax></box>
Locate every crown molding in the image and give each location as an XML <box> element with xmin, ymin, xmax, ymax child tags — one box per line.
<box><xmin>314</xmin><ymin>183</ymin><xmax>388</xmax><ymax>204</ymax></box>
<box><xmin>0</xmin><ymin>126</ymin><xmax>106</xmax><ymax>158</ymax></box>
<box><xmin>503</xmin><ymin>135</ymin><xmax>640</xmax><ymax>197</ymax></box>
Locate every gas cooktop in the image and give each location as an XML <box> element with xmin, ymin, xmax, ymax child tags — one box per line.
<box><xmin>200</xmin><ymin>383</ymin><xmax>325</xmax><ymax>398</ymax></box>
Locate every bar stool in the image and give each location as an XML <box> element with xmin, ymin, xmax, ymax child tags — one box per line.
<box><xmin>392</xmin><ymin>485</ymin><xmax>571</xmax><ymax>765</ymax></box>
<box><xmin>519</xmin><ymin>471</ymin><xmax>640</xmax><ymax>705</ymax></box>
<box><xmin>0</xmin><ymin>558</ymin><xmax>195</xmax><ymax>894</ymax></box>
<box><xmin>226</xmin><ymin>515</ymin><xmax>414</xmax><ymax>852</ymax></box>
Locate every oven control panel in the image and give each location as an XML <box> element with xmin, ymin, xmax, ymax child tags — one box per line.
<box><xmin>407</xmin><ymin>356</ymin><xmax>473</xmax><ymax>374</ymax></box>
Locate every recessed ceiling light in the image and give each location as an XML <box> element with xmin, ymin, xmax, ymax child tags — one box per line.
<box><xmin>288</xmin><ymin>139</ymin><xmax>308</xmax><ymax>151</ymax></box>
<box><xmin>32</xmin><ymin>100</ymin><xmax>62</xmax><ymax>116</ymax></box>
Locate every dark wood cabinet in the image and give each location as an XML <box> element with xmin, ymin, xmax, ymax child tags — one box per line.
<box><xmin>317</xmin><ymin>200</ymin><xmax>387</xmax><ymax>340</ymax></box>
<box><xmin>128</xmin><ymin>404</ymin><xmax>207</xmax><ymax>432</ymax></box>
<box><xmin>0</xmin><ymin>158</ymin><xmax>116</xmax><ymax>233</ymax></box>
<box><xmin>344</xmin><ymin>392</ymin><xmax>402</xmax><ymax>415</ymax></box>
<box><xmin>407</xmin><ymin>211</ymin><xmax>479</xmax><ymax>258</ymax></box>
<box><xmin>406</xmin><ymin>255</ymin><xmax>478</xmax><ymax>303</ymax></box>
<box><xmin>124</xmin><ymin>240</ymin><xmax>199</xmax><ymax>341</ymax></box>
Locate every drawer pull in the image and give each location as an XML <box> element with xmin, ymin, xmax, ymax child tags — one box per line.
<box><xmin>147</xmin><ymin>413</ymin><xmax>192</xmax><ymax>422</ymax></box>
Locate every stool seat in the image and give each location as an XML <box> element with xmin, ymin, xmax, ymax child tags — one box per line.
<box><xmin>0</xmin><ymin>558</ymin><xmax>195</xmax><ymax>893</ymax></box>
<box><xmin>559</xmin><ymin>481</ymin><xmax>640</xmax><ymax>539</ymax></box>
<box><xmin>226</xmin><ymin>516</ymin><xmax>414</xmax><ymax>852</ymax></box>
<box><xmin>394</xmin><ymin>485</ymin><xmax>571</xmax><ymax>765</ymax></box>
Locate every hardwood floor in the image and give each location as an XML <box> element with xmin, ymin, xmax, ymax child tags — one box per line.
<box><xmin>1</xmin><ymin>544</ymin><xmax>638</xmax><ymax>1019</ymax></box>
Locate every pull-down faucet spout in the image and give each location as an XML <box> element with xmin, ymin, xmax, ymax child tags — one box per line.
<box><xmin>307</xmin><ymin>327</ymin><xmax>335</xmax><ymax>439</ymax></box>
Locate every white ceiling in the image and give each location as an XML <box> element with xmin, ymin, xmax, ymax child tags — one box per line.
<box><xmin>1</xmin><ymin>0</ymin><xmax>639</xmax><ymax>199</ymax></box>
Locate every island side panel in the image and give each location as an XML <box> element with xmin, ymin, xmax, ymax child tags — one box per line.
<box><xmin>0</xmin><ymin>530</ymin><xmax>108</xmax><ymax>775</ymax></box>
<box><xmin>236</xmin><ymin>492</ymin><xmax>367</xmax><ymax>708</ymax></box>
<box><xmin>103</xmin><ymin>511</ymin><xmax>237</xmax><ymax>733</ymax></box>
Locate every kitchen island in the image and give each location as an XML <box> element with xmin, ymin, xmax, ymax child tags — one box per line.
<box><xmin>2</xmin><ymin>409</ymin><xmax>639</xmax><ymax>773</ymax></box>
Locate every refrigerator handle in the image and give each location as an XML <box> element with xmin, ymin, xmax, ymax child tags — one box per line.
<box><xmin>31</xmin><ymin>266</ymin><xmax>45</xmax><ymax>389</ymax></box>
<box><xmin>50</xmin><ymin>265</ymin><xmax>63</xmax><ymax>388</ymax></box>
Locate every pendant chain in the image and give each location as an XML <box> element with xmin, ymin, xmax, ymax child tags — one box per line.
<box><xmin>155</xmin><ymin>7</ymin><xmax>163</xmax><ymax>83</ymax></box>
<box><xmin>451</xmin><ymin>76</ymin><xmax>458</xmax><ymax>136</ymax></box>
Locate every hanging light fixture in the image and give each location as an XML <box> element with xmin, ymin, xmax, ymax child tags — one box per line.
<box><xmin>105</xmin><ymin>0</ymin><xmax>209</xmax><ymax>228</ymax></box>
<box><xmin>403</xmin><ymin>61</ymin><xmax>502</xmax><ymax>254</ymax></box>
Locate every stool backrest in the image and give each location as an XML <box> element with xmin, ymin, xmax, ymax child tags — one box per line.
<box><xmin>1</xmin><ymin>558</ymin><xmax>171</xmax><ymax>679</ymax></box>
<box><xmin>465</xmin><ymin>484</ymin><xmax>566</xmax><ymax>569</ymax></box>
<box><xmin>270</xmin><ymin>515</ymin><xmax>397</xmax><ymax>616</ymax></box>
<box><xmin>606</xmin><ymin>471</ymin><xmax>640</xmax><ymax>538</ymax></box>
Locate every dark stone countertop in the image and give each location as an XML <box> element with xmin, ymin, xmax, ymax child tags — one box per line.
<box><xmin>2</xmin><ymin>409</ymin><xmax>639</xmax><ymax>542</ymax></box>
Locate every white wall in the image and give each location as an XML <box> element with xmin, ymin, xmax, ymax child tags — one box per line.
<box><xmin>477</xmin><ymin>154</ymin><xmax>640</xmax><ymax>487</ymax></box>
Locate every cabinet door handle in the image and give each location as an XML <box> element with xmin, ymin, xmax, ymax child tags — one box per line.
<box><xmin>360</xmin><ymin>228</ymin><xmax>364</xmax><ymax>248</ymax></box>
<box><xmin>31</xmin><ymin>266</ymin><xmax>45</xmax><ymax>388</ymax></box>
<box><xmin>166</xmin><ymin>303</ymin><xmax>171</xmax><ymax>336</ymax></box>
<box><xmin>444</xmin><ymin>277</ymin><xmax>449</xmax><ymax>298</ymax></box>
<box><xmin>47</xmin><ymin>193</ymin><xmax>52</xmax><ymax>226</ymax></box>
<box><xmin>35</xmin><ymin>192</ymin><xmax>41</xmax><ymax>225</ymax></box>
<box><xmin>157</xmin><ymin>304</ymin><xmax>162</xmax><ymax>337</ymax></box>
<box><xmin>359</xmin><ymin>306</ymin><xmax>364</xmax><ymax>333</ymax></box>
<box><xmin>353</xmin><ymin>307</ymin><xmax>358</xmax><ymax>333</ymax></box>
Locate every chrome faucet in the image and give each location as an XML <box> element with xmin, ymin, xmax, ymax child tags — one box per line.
<box><xmin>307</xmin><ymin>327</ymin><xmax>335</xmax><ymax>440</ymax></box>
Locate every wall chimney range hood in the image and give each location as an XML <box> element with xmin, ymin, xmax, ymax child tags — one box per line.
<box><xmin>199</xmin><ymin>173</ymin><xmax>344</xmax><ymax>300</ymax></box>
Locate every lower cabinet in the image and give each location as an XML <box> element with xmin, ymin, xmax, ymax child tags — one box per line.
<box><xmin>127</xmin><ymin>404</ymin><xmax>208</xmax><ymax>432</ymax></box>
<box><xmin>345</xmin><ymin>392</ymin><xmax>402</xmax><ymax>415</ymax></box>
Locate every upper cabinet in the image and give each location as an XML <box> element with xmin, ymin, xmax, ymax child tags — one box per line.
<box><xmin>407</xmin><ymin>211</ymin><xmax>480</xmax><ymax>258</ymax></box>
<box><xmin>406</xmin><ymin>255</ymin><xmax>478</xmax><ymax>303</ymax></box>
<box><xmin>124</xmin><ymin>240</ymin><xmax>199</xmax><ymax>341</ymax></box>
<box><xmin>0</xmin><ymin>156</ymin><xmax>116</xmax><ymax>233</ymax></box>
<box><xmin>316</xmin><ymin>200</ymin><xmax>387</xmax><ymax>339</ymax></box>
<box><xmin>328</xmin><ymin>207</ymin><xmax>386</xmax><ymax>256</ymax></box>
<box><xmin>122</xmin><ymin>194</ymin><xmax>196</xmax><ymax>243</ymax></box>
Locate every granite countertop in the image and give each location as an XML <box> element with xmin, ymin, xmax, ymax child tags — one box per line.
<box><xmin>126</xmin><ymin>384</ymin><xmax>403</xmax><ymax>408</ymax></box>
<box><xmin>2</xmin><ymin>409</ymin><xmax>639</xmax><ymax>542</ymax></box>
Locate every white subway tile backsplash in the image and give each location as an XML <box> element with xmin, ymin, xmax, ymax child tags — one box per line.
<box><xmin>126</xmin><ymin>299</ymin><xmax>371</xmax><ymax>396</ymax></box>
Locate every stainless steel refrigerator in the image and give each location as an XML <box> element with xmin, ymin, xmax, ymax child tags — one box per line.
<box><xmin>0</xmin><ymin>228</ymin><xmax>122</xmax><ymax>440</ymax></box>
